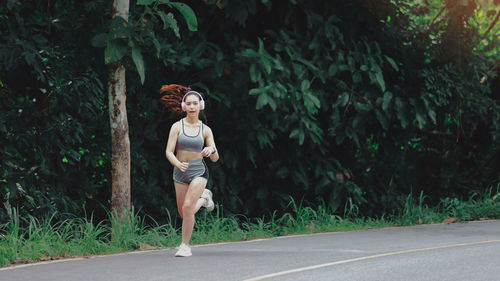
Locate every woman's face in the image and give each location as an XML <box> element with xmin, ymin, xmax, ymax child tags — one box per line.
<box><xmin>184</xmin><ymin>94</ymin><xmax>201</xmax><ymax>116</ymax></box>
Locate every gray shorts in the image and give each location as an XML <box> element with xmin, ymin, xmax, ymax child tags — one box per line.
<box><xmin>173</xmin><ymin>159</ymin><xmax>209</xmax><ymax>184</ymax></box>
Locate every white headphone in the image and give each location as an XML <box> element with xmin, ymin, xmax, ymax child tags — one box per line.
<box><xmin>181</xmin><ymin>91</ymin><xmax>205</xmax><ymax>111</ymax></box>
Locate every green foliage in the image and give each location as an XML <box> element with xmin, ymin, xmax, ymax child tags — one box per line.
<box><xmin>0</xmin><ymin>206</ymin><xmax>178</xmax><ymax>266</ymax></box>
<box><xmin>441</xmin><ymin>186</ymin><xmax>500</xmax><ymax>220</ymax></box>
<box><xmin>197</xmin><ymin>0</ymin><xmax>499</xmax><ymax>216</ymax></box>
<box><xmin>0</xmin><ymin>0</ymin><xmax>112</xmax><ymax>221</ymax></box>
<box><xmin>102</xmin><ymin>0</ymin><xmax>198</xmax><ymax>84</ymax></box>
<box><xmin>395</xmin><ymin>191</ymin><xmax>447</xmax><ymax>226</ymax></box>
<box><xmin>0</xmin><ymin>0</ymin><xmax>498</xmax><ymax>222</ymax></box>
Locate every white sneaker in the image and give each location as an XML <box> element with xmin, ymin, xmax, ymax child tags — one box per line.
<box><xmin>201</xmin><ymin>189</ymin><xmax>215</xmax><ymax>212</ymax></box>
<box><xmin>175</xmin><ymin>243</ymin><xmax>192</xmax><ymax>257</ymax></box>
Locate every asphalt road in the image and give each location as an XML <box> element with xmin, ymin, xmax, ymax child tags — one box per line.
<box><xmin>1</xmin><ymin>220</ymin><xmax>499</xmax><ymax>281</ymax></box>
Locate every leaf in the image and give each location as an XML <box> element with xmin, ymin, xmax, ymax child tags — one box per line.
<box><xmin>354</xmin><ymin>102</ymin><xmax>371</xmax><ymax>112</ymax></box>
<box><xmin>242</xmin><ymin>49</ymin><xmax>259</xmax><ymax>58</ymax></box>
<box><xmin>137</xmin><ymin>0</ymin><xmax>156</xmax><ymax>5</ymax></box>
<box><xmin>301</xmin><ymin>80</ymin><xmax>310</xmax><ymax>92</ymax></box>
<box><xmin>152</xmin><ymin>37</ymin><xmax>161</xmax><ymax>58</ymax></box>
<box><xmin>275</xmin><ymin>166</ymin><xmax>289</xmax><ymax>179</ymax></box>
<box><xmin>246</xmin><ymin>143</ymin><xmax>256</xmax><ymax>166</ymax></box>
<box><xmin>132</xmin><ymin>47</ymin><xmax>146</xmax><ymax>84</ymax></box>
<box><xmin>339</xmin><ymin>92</ymin><xmax>350</xmax><ymax>107</ymax></box>
<box><xmin>309</xmin><ymin>93</ymin><xmax>321</xmax><ymax>108</ymax></box>
<box><xmin>382</xmin><ymin>91</ymin><xmax>392</xmax><ymax>111</ymax></box>
<box><xmin>274</xmin><ymin>82</ymin><xmax>287</xmax><ymax>97</ymax></box>
<box><xmin>302</xmin><ymin>117</ymin><xmax>324</xmax><ymax>144</ymax></box>
<box><xmin>157</xmin><ymin>11</ymin><xmax>180</xmax><ymax>37</ymax></box>
<box><xmin>296</xmin><ymin>57</ymin><xmax>319</xmax><ymax>72</ymax></box>
<box><xmin>104</xmin><ymin>40</ymin><xmax>128</xmax><ymax>64</ymax></box>
<box><xmin>261</xmin><ymin>56</ymin><xmax>272</xmax><ymax>74</ymax></box>
<box><xmin>268</xmin><ymin>96</ymin><xmax>277</xmax><ymax>111</ymax></box>
<box><xmin>299</xmin><ymin>128</ymin><xmax>305</xmax><ymax>145</ymax></box>
<box><xmin>345</xmin><ymin>126</ymin><xmax>359</xmax><ymax>145</ymax></box>
<box><xmin>352</xmin><ymin>115</ymin><xmax>364</xmax><ymax>129</ymax></box>
<box><xmin>315</xmin><ymin>177</ymin><xmax>331</xmax><ymax>194</ymax></box>
<box><xmin>157</xmin><ymin>10</ymin><xmax>169</xmax><ymax>29</ymax></box>
<box><xmin>415</xmin><ymin>100</ymin><xmax>427</xmax><ymax>128</ymax></box>
<box><xmin>375</xmin><ymin>109</ymin><xmax>389</xmax><ymax>130</ymax></box>
<box><xmin>415</xmin><ymin>112</ymin><xmax>426</xmax><ymax>128</ymax></box>
<box><xmin>249</xmin><ymin>64</ymin><xmax>260</xmax><ymax>83</ymax></box>
<box><xmin>91</xmin><ymin>33</ymin><xmax>107</xmax><ymax>48</ymax></box>
<box><xmin>304</xmin><ymin>93</ymin><xmax>321</xmax><ymax>114</ymax></box>
<box><xmin>328</xmin><ymin>64</ymin><xmax>338</xmax><ymax>76</ymax></box>
<box><xmin>249</xmin><ymin>88</ymin><xmax>261</xmax><ymax>96</ymax></box>
<box><xmin>108</xmin><ymin>16</ymin><xmax>130</xmax><ymax>40</ymax></box>
<box><xmin>352</xmin><ymin>71</ymin><xmax>362</xmax><ymax>83</ymax></box>
<box><xmin>256</xmin><ymin>93</ymin><xmax>276</xmax><ymax>110</ymax></box>
<box><xmin>293</xmin><ymin>166</ymin><xmax>309</xmax><ymax>186</ymax></box>
<box><xmin>257</xmin><ymin>38</ymin><xmax>266</xmax><ymax>56</ymax></box>
<box><xmin>257</xmin><ymin>130</ymin><xmax>273</xmax><ymax>148</ymax></box>
<box><xmin>375</xmin><ymin>70</ymin><xmax>386</xmax><ymax>92</ymax></box>
<box><xmin>273</xmin><ymin>57</ymin><xmax>284</xmax><ymax>71</ymax></box>
<box><xmin>384</xmin><ymin>55</ymin><xmax>399</xmax><ymax>71</ymax></box>
<box><xmin>395</xmin><ymin>97</ymin><xmax>410</xmax><ymax>128</ymax></box>
<box><xmin>335</xmin><ymin>129</ymin><xmax>346</xmax><ymax>144</ymax></box>
<box><xmin>428</xmin><ymin>109</ymin><xmax>437</xmax><ymax>124</ymax></box>
<box><xmin>169</xmin><ymin>2</ymin><xmax>198</xmax><ymax>32</ymax></box>
<box><xmin>289</xmin><ymin>128</ymin><xmax>300</xmax><ymax>139</ymax></box>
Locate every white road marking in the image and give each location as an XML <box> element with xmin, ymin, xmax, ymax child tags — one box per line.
<box><xmin>242</xmin><ymin>239</ymin><xmax>500</xmax><ymax>281</ymax></box>
<box><xmin>336</xmin><ymin>249</ymin><xmax>367</xmax><ymax>253</ymax></box>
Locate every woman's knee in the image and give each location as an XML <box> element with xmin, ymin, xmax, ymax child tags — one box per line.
<box><xmin>182</xmin><ymin>200</ymin><xmax>196</xmax><ymax>214</ymax></box>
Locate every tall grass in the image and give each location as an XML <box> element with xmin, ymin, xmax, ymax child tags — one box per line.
<box><xmin>1</xmin><ymin>187</ymin><xmax>499</xmax><ymax>267</ymax></box>
<box><xmin>395</xmin><ymin>191</ymin><xmax>447</xmax><ymax>226</ymax></box>
<box><xmin>440</xmin><ymin>186</ymin><xmax>500</xmax><ymax>221</ymax></box>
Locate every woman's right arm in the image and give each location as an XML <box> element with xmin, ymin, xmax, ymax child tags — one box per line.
<box><xmin>165</xmin><ymin>122</ymin><xmax>185</xmax><ymax>171</ymax></box>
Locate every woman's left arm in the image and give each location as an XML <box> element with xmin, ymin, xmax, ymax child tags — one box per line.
<box><xmin>202</xmin><ymin>126</ymin><xmax>219</xmax><ymax>162</ymax></box>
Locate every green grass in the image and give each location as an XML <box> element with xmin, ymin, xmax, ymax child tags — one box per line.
<box><xmin>1</xmin><ymin>188</ymin><xmax>500</xmax><ymax>267</ymax></box>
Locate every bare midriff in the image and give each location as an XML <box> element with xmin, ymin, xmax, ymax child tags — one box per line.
<box><xmin>176</xmin><ymin>150</ymin><xmax>203</xmax><ymax>162</ymax></box>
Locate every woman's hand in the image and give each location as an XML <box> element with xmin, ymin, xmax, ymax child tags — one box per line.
<box><xmin>177</xmin><ymin>162</ymin><xmax>189</xmax><ymax>172</ymax></box>
<box><xmin>201</xmin><ymin>146</ymin><xmax>216</xmax><ymax>158</ymax></box>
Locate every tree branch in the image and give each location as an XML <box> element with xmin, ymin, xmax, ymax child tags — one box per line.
<box><xmin>333</xmin><ymin>77</ymin><xmax>373</xmax><ymax>105</ymax></box>
<box><xmin>428</xmin><ymin>2</ymin><xmax>447</xmax><ymax>29</ymax></box>
<box><xmin>414</xmin><ymin>125</ymin><xmax>455</xmax><ymax>141</ymax></box>
<box><xmin>482</xmin><ymin>9</ymin><xmax>500</xmax><ymax>39</ymax></box>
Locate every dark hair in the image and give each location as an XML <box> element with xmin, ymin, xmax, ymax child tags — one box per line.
<box><xmin>158</xmin><ymin>84</ymin><xmax>191</xmax><ymax>116</ymax></box>
<box><xmin>158</xmin><ymin>84</ymin><xmax>208</xmax><ymax>123</ymax></box>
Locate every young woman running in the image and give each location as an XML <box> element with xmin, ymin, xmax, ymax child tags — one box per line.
<box><xmin>162</xmin><ymin>85</ymin><xmax>219</xmax><ymax>257</ymax></box>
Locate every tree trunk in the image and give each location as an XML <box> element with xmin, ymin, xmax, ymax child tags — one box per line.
<box><xmin>108</xmin><ymin>0</ymin><xmax>130</xmax><ymax>223</ymax></box>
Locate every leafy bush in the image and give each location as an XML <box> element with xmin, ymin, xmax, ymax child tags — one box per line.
<box><xmin>0</xmin><ymin>0</ymin><xmax>498</xmax><ymax>221</ymax></box>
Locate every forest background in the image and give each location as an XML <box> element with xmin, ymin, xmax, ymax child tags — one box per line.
<box><xmin>0</xmin><ymin>0</ymin><xmax>499</xmax><ymax>225</ymax></box>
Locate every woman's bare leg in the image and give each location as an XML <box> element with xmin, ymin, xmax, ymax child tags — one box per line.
<box><xmin>174</xmin><ymin>182</ymin><xmax>207</xmax><ymax>219</ymax></box>
<box><xmin>181</xmin><ymin>177</ymin><xmax>207</xmax><ymax>245</ymax></box>
<box><xmin>194</xmin><ymin>196</ymin><xmax>207</xmax><ymax>212</ymax></box>
<box><xmin>174</xmin><ymin>182</ymin><xmax>189</xmax><ymax>218</ymax></box>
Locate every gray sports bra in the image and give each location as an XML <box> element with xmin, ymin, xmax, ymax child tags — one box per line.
<box><xmin>176</xmin><ymin>119</ymin><xmax>204</xmax><ymax>152</ymax></box>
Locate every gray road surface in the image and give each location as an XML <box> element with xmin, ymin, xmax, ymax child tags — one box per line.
<box><xmin>1</xmin><ymin>220</ymin><xmax>499</xmax><ymax>281</ymax></box>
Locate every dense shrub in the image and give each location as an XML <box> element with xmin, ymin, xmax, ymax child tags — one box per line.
<box><xmin>1</xmin><ymin>0</ymin><xmax>498</xmax><ymax>222</ymax></box>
